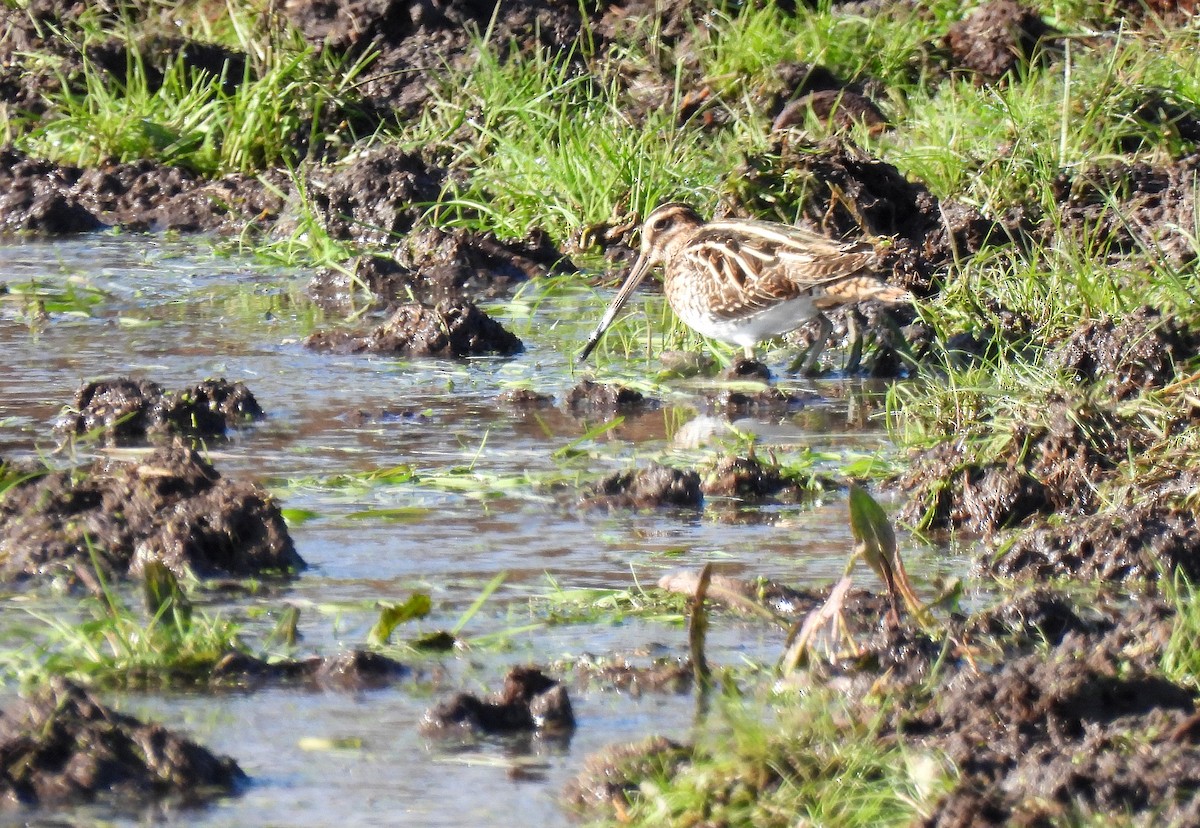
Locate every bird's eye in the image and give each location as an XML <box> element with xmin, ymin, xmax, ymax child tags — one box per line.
<box><xmin>651</xmin><ymin>216</ymin><xmax>672</xmax><ymax>232</ymax></box>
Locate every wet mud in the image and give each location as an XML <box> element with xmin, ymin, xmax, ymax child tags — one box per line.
<box><xmin>700</xmin><ymin>455</ymin><xmax>823</xmax><ymax>503</ymax></box>
<box><xmin>282</xmin><ymin>0</ymin><xmax>590</xmax><ymax>120</ymax></box>
<box><xmin>421</xmin><ymin>665</ymin><xmax>575</xmax><ymax>736</ymax></box>
<box><xmin>210</xmin><ymin>649</ymin><xmax>409</xmax><ymax>691</ymax></box>
<box><xmin>56</xmin><ymin>377</ymin><xmax>264</xmax><ymax>445</ymax></box>
<box><xmin>899</xmin><ymin>400</ymin><xmax>1148</xmax><ymax>534</ymax></box>
<box><xmin>562</xmin><ymin>735</ymin><xmax>689</xmax><ymax>812</ymax></box>
<box><xmin>0</xmin><ymin>149</ymin><xmax>284</xmax><ymax>235</ymax></box>
<box><xmin>6</xmin><ymin>0</ymin><xmax>1200</xmax><ymax>822</ymax></box>
<box><xmin>910</xmin><ymin>625</ymin><xmax>1200</xmax><ymax>826</ymax></box>
<box><xmin>0</xmin><ymin>677</ymin><xmax>244</xmax><ymax>808</ymax></box>
<box><xmin>989</xmin><ymin>503</ymin><xmax>1200</xmax><ymax>584</ymax></box>
<box><xmin>565</xmin><ymin>379</ymin><xmax>659</xmax><ymax>416</ymax></box>
<box><xmin>0</xmin><ymin>441</ymin><xmax>302</xmax><ymax>589</ymax></box>
<box><xmin>304</xmin><ymin>300</ymin><xmax>523</xmax><ymax>357</ymax></box>
<box><xmin>580</xmin><ymin>462</ymin><xmax>704</xmax><ymax>510</ymax></box>
<box><xmin>309</xmin><ymin>227</ymin><xmax>572</xmax><ymax>310</ymax></box>
<box><xmin>572</xmin><ymin>582</ymin><xmax>1200</xmax><ymax>826</ymax></box>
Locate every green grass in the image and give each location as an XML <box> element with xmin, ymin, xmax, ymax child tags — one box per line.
<box><xmin>586</xmin><ymin>689</ymin><xmax>950</xmax><ymax>827</ymax></box>
<box><xmin>16</xmin><ymin>3</ymin><xmax>373</xmax><ymax>176</ymax></box>
<box><xmin>0</xmin><ymin>556</ymin><xmax>246</xmax><ymax>688</ymax></box>
<box><xmin>411</xmin><ymin>40</ymin><xmax>738</xmax><ymax>242</ymax></box>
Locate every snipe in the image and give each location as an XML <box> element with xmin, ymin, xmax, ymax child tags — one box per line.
<box><xmin>578</xmin><ymin>203</ymin><xmax>912</xmax><ymax>372</ymax></box>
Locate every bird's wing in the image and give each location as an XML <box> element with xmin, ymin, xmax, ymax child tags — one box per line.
<box><xmin>681</xmin><ymin>224</ymin><xmax>875</xmax><ymax>321</ymax></box>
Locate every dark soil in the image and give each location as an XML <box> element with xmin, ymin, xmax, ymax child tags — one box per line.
<box><xmin>1052</xmin><ymin>306</ymin><xmax>1198</xmax><ymax>398</ymax></box>
<box><xmin>0</xmin><ymin>441</ymin><xmax>302</xmax><ymax>589</ymax></box>
<box><xmin>308</xmin><ymin>227</ymin><xmax>572</xmax><ymax>310</ymax></box>
<box><xmin>1053</xmin><ymin>153</ymin><xmax>1200</xmax><ymax>266</ymax></box>
<box><xmin>56</xmin><ymin>377</ymin><xmax>264</xmax><ymax>445</ymax></box>
<box><xmin>719</xmin><ymin>358</ymin><xmax>772</xmax><ymax>383</ymax></box>
<box><xmin>301</xmin><ymin>147</ymin><xmax>445</xmax><ymax>247</ymax></box>
<box><xmin>944</xmin><ymin>0</ymin><xmax>1059</xmax><ymax>83</ymax></box>
<box><xmin>421</xmin><ymin>665</ymin><xmax>575</xmax><ymax>736</ymax></box>
<box><xmin>498</xmin><ymin>388</ymin><xmax>556</xmax><ymax>408</ymax></box>
<box><xmin>0</xmin><ymin>149</ymin><xmax>284</xmax><ymax>236</ymax></box>
<box><xmin>304</xmin><ymin>301</ymin><xmax>523</xmax><ymax>357</ymax></box>
<box><xmin>700</xmin><ymin>455</ymin><xmax>821</xmax><ymax>503</ymax></box>
<box><xmin>898</xmin><ymin>401</ymin><xmax>1143</xmax><ymax>534</ymax></box>
<box><xmin>771</xmin><ymin>88</ymin><xmax>889</xmax><ymax>135</ymax></box>
<box><xmin>282</xmin><ymin>0</ymin><xmax>590</xmax><ymax>119</ymax></box>
<box><xmin>988</xmin><ymin>503</ymin><xmax>1200</xmax><ymax>584</ymax></box>
<box><xmin>910</xmin><ymin>636</ymin><xmax>1200</xmax><ymax>826</ymax></box>
<box><xmin>565</xmin><ymin>379</ymin><xmax>659</xmax><ymax>416</ymax></box>
<box><xmin>580</xmin><ymin>462</ymin><xmax>703</xmax><ymax>510</ymax></box>
<box><xmin>0</xmin><ymin>677</ymin><xmax>244</xmax><ymax>808</ymax></box>
<box><xmin>210</xmin><ymin>649</ymin><xmax>409</xmax><ymax>691</ymax></box>
<box><xmin>704</xmin><ymin>385</ymin><xmax>816</xmax><ymax>415</ymax></box>
<box><xmin>963</xmin><ymin>587</ymin><xmax>1099</xmax><ymax>649</ymax></box>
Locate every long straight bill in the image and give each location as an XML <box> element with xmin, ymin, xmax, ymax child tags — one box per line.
<box><xmin>576</xmin><ymin>255</ymin><xmax>652</xmax><ymax>364</ymax></box>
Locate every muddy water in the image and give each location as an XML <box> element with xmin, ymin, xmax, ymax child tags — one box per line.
<box><xmin>0</xmin><ymin>236</ymin><xmax>952</xmax><ymax>825</ymax></box>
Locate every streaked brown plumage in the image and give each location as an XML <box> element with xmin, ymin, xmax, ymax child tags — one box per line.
<box><xmin>578</xmin><ymin>203</ymin><xmax>912</xmax><ymax>370</ymax></box>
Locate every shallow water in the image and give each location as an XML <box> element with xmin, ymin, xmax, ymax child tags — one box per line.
<box><xmin>0</xmin><ymin>235</ymin><xmax>960</xmax><ymax>826</ymax></box>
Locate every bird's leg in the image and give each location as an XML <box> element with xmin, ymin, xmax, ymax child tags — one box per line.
<box><xmin>845</xmin><ymin>312</ymin><xmax>863</xmax><ymax>374</ymax></box>
<box><xmin>789</xmin><ymin>314</ymin><xmax>833</xmax><ymax>375</ymax></box>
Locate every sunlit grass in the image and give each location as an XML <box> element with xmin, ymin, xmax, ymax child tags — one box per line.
<box><xmin>18</xmin><ymin>4</ymin><xmax>373</xmax><ymax>176</ymax></box>
<box><xmin>587</xmin><ymin>689</ymin><xmax>950</xmax><ymax>827</ymax></box>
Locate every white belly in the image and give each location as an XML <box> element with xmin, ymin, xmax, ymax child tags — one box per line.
<box><xmin>676</xmin><ymin>295</ymin><xmax>819</xmax><ymax>347</ymax></box>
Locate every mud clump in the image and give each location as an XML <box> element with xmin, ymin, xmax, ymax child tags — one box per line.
<box><xmin>705</xmin><ymin>385</ymin><xmax>815</xmax><ymax>415</ymax></box>
<box><xmin>499</xmin><ymin>388</ymin><xmax>556</xmax><ymax>408</ymax></box>
<box><xmin>0</xmin><ymin>677</ymin><xmax>244</xmax><ymax>808</ymax></box>
<box><xmin>964</xmin><ymin>588</ymin><xmax>1097</xmax><ymax>649</ymax></box>
<box><xmin>909</xmin><ymin>648</ymin><xmax>1200</xmax><ymax>826</ymax></box>
<box><xmin>701</xmin><ymin>455</ymin><xmax>821</xmax><ymax>503</ymax></box>
<box><xmin>308</xmin><ymin>226</ymin><xmax>571</xmax><ymax>309</ymax></box>
<box><xmin>0</xmin><ymin>153</ymin><xmax>104</xmax><ymax>234</ymax></box>
<box><xmin>565</xmin><ymin>379</ymin><xmax>658</xmax><ymax>416</ymax></box>
<box><xmin>719</xmin><ymin>357</ymin><xmax>772</xmax><ymax>383</ymax></box>
<box><xmin>304</xmin><ymin>301</ymin><xmax>523</xmax><ymax>357</ymax></box>
<box><xmin>0</xmin><ymin>441</ymin><xmax>302</xmax><ymax>589</ymax></box>
<box><xmin>56</xmin><ymin>377</ymin><xmax>264</xmax><ymax>445</ymax></box>
<box><xmin>989</xmin><ymin>503</ymin><xmax>1200</xmax><ymax>584</ymax></box>
<box><xmin>211</xmin><ymin>649</ymin><xmax>409</xmax><ymax>691</ymax></box>
<box><xmin>771</xmin><ymin>89</ymin><xmax>889</xmax><ymax>135</ymax></box>
<box><xmin>1053</xmin><ymin>307</ymin><xmax>1198</xmax><ymax>398</ymax></box>
<box><xmin>303</xmin><ymin>147</ymin><xmax>445</xmax><ymax>247</ymax></box>
<box><xmin>1054</xmin><ymin>154</ymin><xmax>1200</xmax><ymax>266</ymax></box>
<box><xmin>898</xmin><ymin>402</ymin><xmax>1139</xmax><ymax>534</ymax></box>
<box><xmin>563</xmin><ymin>735</ymin><xmax>690</xmax><ymax>812</ymax></box>
<box><xmin>421</xmin><ymin>666</ymin><xmax>575</xmax><ymax>736</ymax></box>
<box><xmin>0</xmin><ymin>149</ymin><xmax>283</xmax><ymax>236</ymax></box>
<box><xmin>944</xmin><ymin>0</ymin><xmax>1058</xmax><ymax>83</ymax></box>
<box><xmin>283</xmin><ymin>0</ymin><xmax>589</xmax><ymax>119</ymax></box>
<box><xmin>581</xmin><ymin>463</ymin><xmax>703</xmax><ymax>510</ymax></box>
